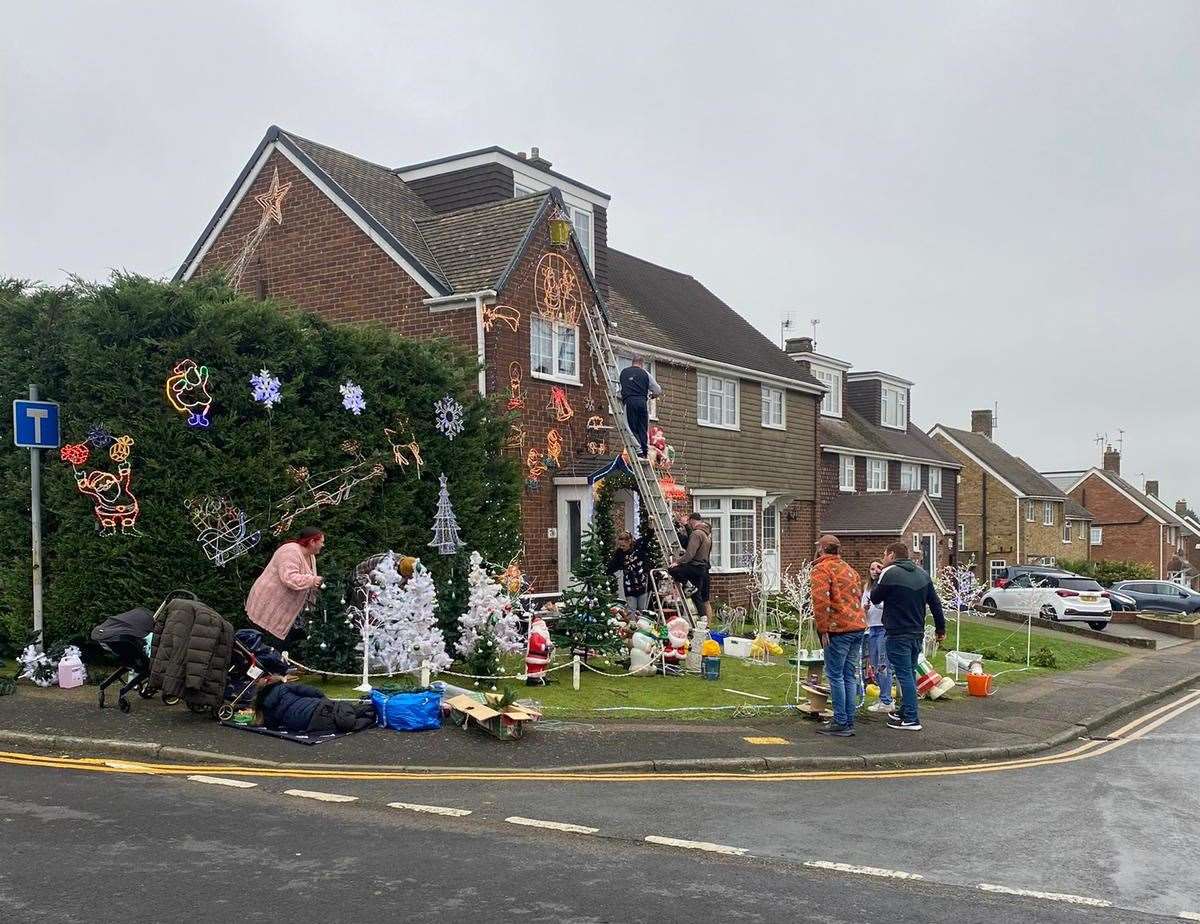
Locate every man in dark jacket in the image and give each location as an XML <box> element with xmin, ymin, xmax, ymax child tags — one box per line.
<box><xmin>255</xmin><ymin>677</ymin><xmax>376</xmax><ymax>733</ymax></box>
<box><xmin>668</xmin><ymin>513</ymin><xmax>712</xmax><ymax>620</ymax></box>
<box><xmin>870</xmin><ymin>542</ymin><xmax>946</xmax><ymax>731</ymax></box>
<box><xmin>618</xmin><ymin>356</ymin><xmax>662</xmax><ymax>458</ymax></box>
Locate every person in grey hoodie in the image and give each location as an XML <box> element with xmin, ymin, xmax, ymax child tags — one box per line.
<box><xmin>668</xmin><ymin>512</ymin><xmax>712</xmax><ymax>620</ymax></box>
<box><xmin>869</xmin><ymin>542</ymin><xmax>945</xmax><ymax>730</ymax></box>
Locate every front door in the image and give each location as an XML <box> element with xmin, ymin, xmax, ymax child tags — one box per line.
<box><xmin>762</xmin><ymin>503</ymin><xmax>781</xmax><ymax>592</ymax></box>
<box><xmin>920</xmin><ymin>534</ymin><xmax>936</xmax><ymax>573</ymax></box>
<box><xmin>557</xmin><ymin>485</ymin><xmax>594</xmax><ymax>591</ymax></box>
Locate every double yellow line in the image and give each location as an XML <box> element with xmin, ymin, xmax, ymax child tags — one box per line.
<box><xmin>3</xmin><ymin>689</ymin><xmax>1197</xmax><ymax>784</ymax></box>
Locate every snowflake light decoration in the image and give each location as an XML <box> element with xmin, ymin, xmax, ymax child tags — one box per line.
<box><xmin>250</xmin><ymin>369</ymin><xmax>282</xmax><ymax>409</ymax></box>
<box><xmin>434</xmin><ymin>395</ymin><xmax>465</xmax><ymax>440</ymax></box>
<box><xmin>340</xmin><ymin>380</ymin><xmax>366</xmax><ymax>415</ymax></box>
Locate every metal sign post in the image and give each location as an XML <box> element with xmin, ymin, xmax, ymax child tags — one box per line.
<box><xmin>13</xmin><ymin>385</ymin><xmax>60</xmax><ymax>643</ymax></box>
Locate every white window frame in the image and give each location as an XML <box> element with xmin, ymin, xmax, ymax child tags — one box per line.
<box><xmin>1090</xmin><ymin>526</ymin><xmax>1103</xmax><ymax>546</ymax></box>
<box><xmin>928</xmin><ymin>466</ymin><xmax>942</xmax><ymax>498</ymax></box>
<box><xmin>989</xmin><ymin>559</ymin><xmax>1007</xmax><ymax>583</ymax></box>
<box><xmin>900</xmin><ymin>463</ymin><xmax>920</xmax><ymax>492</ymax></box>
<box><xmin>1026</xmin><ymin>501</ymin><xmax>1036</xmax><ymax>523</ymax></box>
<box><xmin>1063</xmin><ymin>521</ymin><xmax>1072</xmax><ymax>543</ymax></box>
<box><xmin>570</xmin><ymin>206</ymin><xmax>592</xmax><ymax>268</ymax></box>
<box><xmin>867</xmin><ymin>458</ymin><xmax>888</xmax><ymax>492</ymax></box>
<box><xmin>530</xmin><ymin>315</ymin><xmax>580</xmax><ymax>384</ymax></box>
<box><xmin>696</xmin><ymin>373</ymin><xmax>739</xmax><ymax>430</ymax></box>
<box><xmin>812</xmin><ymin>365</ymin><xmax>842</xmax><ymax>417</ymax></box>
<box><xmin>912</xmin><ymin>533</ymin><xmax>921</xmax><ymax>555</ymax></box>
<box><xmin>1078</xmin><ymin>520</ymin><xmax>1087</xmax><ymax>541</ymax></box>
<box><xmin>760</xmin><ymin>385</ymin><xmax>785</xmax><ymax>430</ymax></box>
<box><xmin>616</xmin><ymin>354</ymin><xmax>658</xmax><ymax>420</ymax></box>
<box><xmin>958</xmin><ymin>523</ymin><xmax>966</xmax><ymax>549</ymax></box>
<box><xmin>881</xmin><ymin>384</ymin><xmax>908</xmax><ymax>430</ymax></box>
<box><xmin>695</xmin><ymin>496</ymin><xmax>757</xmax><ymax>573</ymax></box>
<box><xmin>1043</xmin><ymin>501</ymin><xmax>1054</xmax><ymax>526</ymax></box>
<box><xmin>839</xmin><ymin>454</ymin><xmax>855</xmax><ymax>492</ymax></box>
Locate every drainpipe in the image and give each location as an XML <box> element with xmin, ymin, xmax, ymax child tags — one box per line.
<box><xmin>421</xmin><ymin>289</ymin><xmax>497</xmax><ymax>396</ymax></box>
<box><xmin>980</xmin><ymin>471</ymin><xmax>988</xmax><ymax>577</ymax></box>
<box><xmin>1015</xmin><ymin>496</ymin><xmax>1022</xmax><ymax>565</ymax></box>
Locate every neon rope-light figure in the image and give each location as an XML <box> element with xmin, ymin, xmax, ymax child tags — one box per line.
<box><xmin>165</xmin><ymin>359</ymin><xmax>214</xmax><ymax>428</ymax></box>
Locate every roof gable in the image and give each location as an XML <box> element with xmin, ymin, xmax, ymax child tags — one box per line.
<box><xmin>931</xmin><ymin>426</ymin><xmax>1065</xmax><ymax>499</ymax></box>
<box><xmin>176</xmin><ymin>126</ymin><xmax>452</xmax><ymax>296</ymax></box>
<box><xmin>1072</xmin><ymin>469</ymin><xmax>1174</xmax><ymax>524</ymax></box>
<box><xmin>606</xmin><ymin>249</ymin><xmax>822</xmax><ymax>390</ymax></box>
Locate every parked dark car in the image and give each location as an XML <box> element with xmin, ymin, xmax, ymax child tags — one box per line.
<box><xmin>1102</xmin><ymin>588</ymin><xmax>1139</xmax><ymax>612</ymax></box>
<box><xmin>1110</xmin><ymin>581</ymin><xmax>1200</xmax><ymax>614</ymax></box>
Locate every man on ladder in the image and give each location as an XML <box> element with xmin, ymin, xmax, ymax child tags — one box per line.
<box><xmin>617</xmin><ymin>355</ymin><xmax>662</xmax><ymax>458</ymax></box>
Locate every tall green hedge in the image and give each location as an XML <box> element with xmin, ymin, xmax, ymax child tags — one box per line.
<box><xmin>0</xmin><ymin>275</ymin><xmax>520</xmax><ymax>653</ymax></box>
<box><xmin>1057</xmin><ymin>557</ymin><xmax>1155</xmax><ymax>585</ymax></box>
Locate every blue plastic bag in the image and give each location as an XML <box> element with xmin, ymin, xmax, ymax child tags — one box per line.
<box><xmin>371</xmin><ymin>688</ymin><xmax>442</xmax><ymax>732</ymax></box>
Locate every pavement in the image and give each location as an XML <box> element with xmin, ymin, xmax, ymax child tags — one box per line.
<box><xmin>4</xmin><ymin>689</ymin><xmax>1199</xmax><ymax>921</ymax></box>
<box><xmin>1</xmin><ymin>636</ymin><xmax>1198</xmax><ymax>772</ymax></box>
<box><xmin>987</xmin><ymin>607</ymin><xmax>1189</xmax><ymax>650</ymax></box>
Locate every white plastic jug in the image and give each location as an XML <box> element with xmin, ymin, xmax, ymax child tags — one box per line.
<box><xmin>57</xmin><ymin>647</ymin><xmax>87</xmax><ymax>689</ymax></box>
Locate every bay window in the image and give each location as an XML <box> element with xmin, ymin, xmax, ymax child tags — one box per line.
<box><xmin>696</xmin><ymin>496</ymin><xmax>757</xmax><ymax>571</ymax></box>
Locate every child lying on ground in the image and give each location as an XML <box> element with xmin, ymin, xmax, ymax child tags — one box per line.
<box><xmin>253</xmin><ymin>675</ymin><xmax>376</xmax><ymax>734</ymax></box>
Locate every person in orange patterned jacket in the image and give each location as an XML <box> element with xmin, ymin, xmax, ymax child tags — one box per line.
<box><xmin>810</xmin><ymin>535</ymin><xmax>867</xmax><ymax>737</ymax></box>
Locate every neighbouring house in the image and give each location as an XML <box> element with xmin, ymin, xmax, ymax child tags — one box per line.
<box><xmin>1043</xmin><ymin>446</ymin><xmax>1196</xmax><ymax>586</ymax></box>
<box><xmin>175</xmin><ymin>126</ymin><xmax>823</xmax><ymax>603</ymax></box>
<box><xmin>1171</xmin><ymin>500</ymin><xmax>1200</xmax><ymax>586</ymax></box>
<box><xmin>784</xmin><ymin>337</ymin><xmax>960</xmax><ymax>576</ymax></box>
<box><xmin>931</xmin><ymin>410</ymin><xmax>1092</xmax><ymax>584</ymax></box>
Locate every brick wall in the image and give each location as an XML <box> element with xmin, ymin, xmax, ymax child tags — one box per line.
<box><xmin>1021</xmin><ymin>499</ymin><xmax>1071</xmax><ymax>564</ymax></box>
<box><xmin>195</xmin><ymin>150</ymin><xmax>479</xmax><ymax>350</ymax></box>
<box><xmin>936</xmin><ymin>433</ymin><xmax>1019</xmax><ymax>577</ymax></box>
<box><xmin>1071</xmin><ymin>474</ymin><xmax>1168</xmax><ymax>576</ymax></box>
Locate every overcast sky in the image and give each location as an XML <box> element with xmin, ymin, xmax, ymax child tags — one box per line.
<box><xmin>3</xmin><ymin>2</ymin><xmax>1197</xmax><ymax>505</ymax></box>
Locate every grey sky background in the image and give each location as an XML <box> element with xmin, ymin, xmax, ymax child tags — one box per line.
<box><xmin>3</xmin><ymin>2</ymin><xmax>1197</xmax><ymax>505</ymax></box>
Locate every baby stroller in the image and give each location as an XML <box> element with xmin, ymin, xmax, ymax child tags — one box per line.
<box><xmin>218</xmin><ymin>629</ymin><xmax>291</xmax><ymax>722</ymax></box>
<box><xmin>91</xmin><ymin>606</ymin><xmax>158</xmax><ymax>713</ymax></box>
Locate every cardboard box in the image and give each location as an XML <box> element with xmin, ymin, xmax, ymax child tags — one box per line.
<box><xmin>444</xmin><ymin>693</ymin><xmax>541</xmax><ymax>741</ymax></box>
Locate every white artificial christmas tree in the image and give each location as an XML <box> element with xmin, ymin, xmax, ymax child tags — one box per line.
<box><xmin>456</xmin><ymin>551</ymin><xmax>525</xmax><ymax>685</ymax></box>
<box><xmin>362</xmin><ymin>553</ymin><xmax>451</xmax><ymax>679</ymax></box>
<box><xmin>429</xmin><ymin>473</ymin><xmax>466</xmax><ymax>554</ymax></box>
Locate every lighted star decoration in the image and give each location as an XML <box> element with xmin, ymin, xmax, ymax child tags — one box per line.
<box><xmin>254</xmin><ymin>167</ymin><xmax>292</xmax><ymax>225</ymax></box>
<box><xmin>434</xmin><ymin>395</ymin><xmax>466</xmax><ymax>440</ymax></box>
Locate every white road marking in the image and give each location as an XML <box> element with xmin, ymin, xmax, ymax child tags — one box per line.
<box><xmin>805</xmin><ymin>861</ymin><xmax>923</xmax><ymax>880</ymax></box>
<box><xmin>1178</xmin><ymin>912</ymin><xmax>1200</xmax><ymax>921</ymax></box>
<box><xmin>978</xmin><ymin>884</ymin><xmax>1112</xmax><ymax>907</ymax></box>
<box><xmin>388</xmin><ymin>802</ymin><xmax>472</xmax><ymax>817</ymax></box>
<box><xmin>644</xmin><ymin>835</ymin><xmax>748</xmax><ymax>856</ymax></box>
<box><xmin>187</xmin><ymin>775</ymin><xmax>258</xmax><ymax>789</ymax></box>
<box><xmin>283</xmin><ymin>789</ymin><xmax>358</xmax><ymax>803</ymax></box>
<box><xmin>505</xmin><ymin>816</ymin><xmax>598</xmax><ymax>834</ymax></box>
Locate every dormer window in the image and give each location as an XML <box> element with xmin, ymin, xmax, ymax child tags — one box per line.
<box><xmin>812</xmin><ymin>365</ymin><xmax>842</xmax><ymax>417</ymax></box>
<box><xmin>881</xmin><ymin>384</ymin><xmax>908</xmax><ymax>430</ymax></box>
<box><xmin>514</xmin><ymin>179</ymin><xmax>593</xmax><ymax>268</ymax></box>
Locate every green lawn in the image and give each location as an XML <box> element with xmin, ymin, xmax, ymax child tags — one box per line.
<box><xmin>301</xmin><ymin>617</ymin><xmax>1124</xmax><ymax>721</ymax></box>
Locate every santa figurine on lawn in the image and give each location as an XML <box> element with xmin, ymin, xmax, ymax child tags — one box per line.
<box><xmin>661</xmin><ymin>612</ymin><xmax>690</xmax><ymax>672</ymax></box>
<box><xmin>525</xmin><ymin>614</ymin><xmax>555</xmax><ymax>686</ymax></box>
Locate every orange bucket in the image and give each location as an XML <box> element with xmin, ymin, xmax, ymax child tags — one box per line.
<box><xmin>966</xmin><ymin>673</ymin><xmax>993</xmax><ymax>697</ymax></box>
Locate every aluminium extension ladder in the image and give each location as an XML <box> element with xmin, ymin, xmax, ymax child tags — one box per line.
<box><xmin>580</xmin><ymin>299</ymin><xmax>701</xmax><ymax>629</ymax></box>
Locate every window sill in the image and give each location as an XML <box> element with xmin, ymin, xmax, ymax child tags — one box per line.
<box><xmin>867</xmin><ymin>487</ymin><xmax>889</xmax><ymax>493</ymax></box>
<box><xmin>531</xmin><ymin>370</ymin><xmax>582</xmax><ymax>387</ymax></box>
<box><xmin>761</xmin><ymin>422</ymin><xmax>787</xmax><ymax>431</ymax></box>
<box><xmin>709</xmin><ymin>567</ymin><xmax>750</xmax><ymax>575</ymax></box>
<box><xmin>929</xmin><ymin>493</ymin><xmax>942</xmax><ymax>499</ymax></box>
<box><xmin>839</xmin><ymin>486</ymin><xmax>856</xmax><ymax>493</ymax></box>
<box><xmin>697</xmin><ymin>420</ymin><xmax>741</xmax><ymax>432</ymax></box>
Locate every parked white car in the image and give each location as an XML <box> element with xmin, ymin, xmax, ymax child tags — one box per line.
<box><xmin>980</xmin><ymin>571</ymin><xmax>1111</xmax><ymax>630</ymax></box>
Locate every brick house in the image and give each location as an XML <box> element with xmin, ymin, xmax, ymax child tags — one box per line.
<box><xmin>931</xmin><ymin>410</ymin><xmax>1092</xmax><ymax>583</ymax></box>
<box><xmin>175</xmin><ymin>126</ymin><xmax>823</xmax><ymax>604</ymax></box>
<box><xmin>782</xmin><ymin>337</ymin><xmax>960</xmax><ymax>576</ymax></box>
<box><xmin>1046</xmin><ymin>447</ymin><xmax>1197</xmax><ymax>586</ymax></box>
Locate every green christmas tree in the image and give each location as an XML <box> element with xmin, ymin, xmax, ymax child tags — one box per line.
<box><xmin>297</xmin><ymin>573</ymin><xmax>360</xmax><ymax>673</ymax></box>
<box><xmin>556</xmin><ymin>525</ymin><xmax>623</xmax><ymax>661</ymax></box>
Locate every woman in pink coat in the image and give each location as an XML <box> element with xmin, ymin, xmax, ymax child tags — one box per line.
<box><xmin>245</xmin><ymin>527</ymin><xmax>326</xmax><ymax>645</ymax></box>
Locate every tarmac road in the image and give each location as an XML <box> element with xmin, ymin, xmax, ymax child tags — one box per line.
<box><xmin>2</xmin><ymin>691</ymin><xmax>1198</xmax><ymax>921</ymax></box>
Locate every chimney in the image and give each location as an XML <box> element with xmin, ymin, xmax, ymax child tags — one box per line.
<box><xmin>1145</xmin><ymin>479</ymin><xmax>1159</xmax><ymax>498</ymax></box>
<box><xmin>1103</xmin><ymin>445</ymin><xmax>1121</xmax><ymax>475</ymax></box>
<box><xmin>1177</xmin><ymin>500</ymin><xmax>1190</xmax><ymax>516</ymax></box>
<box><xmin>785</xmin><ymin>336</ymin><xmax>814</xmax><ymax>355</ymax></box>
<box><xmin>528</xmin><ymin>146</ymin><xmax>552</xmax><ymax>170</ymax></box>
<box><xmin>971</xmin><ymin>409</ymin><xmax>993</xmax><ymax>440</ymax></box>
